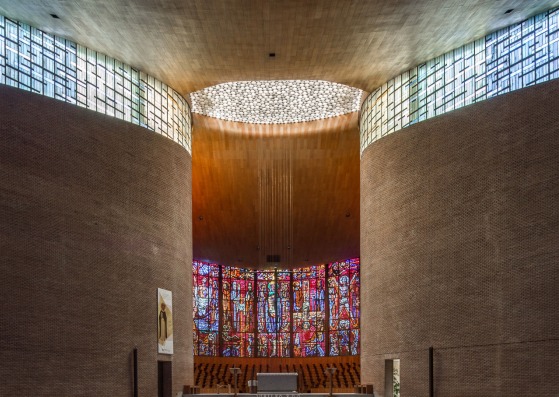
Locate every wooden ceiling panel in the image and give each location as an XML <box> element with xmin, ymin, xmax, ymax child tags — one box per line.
<box><xmin>1</xmin><ymin>0</ymin><xmax>558</xmax><ymax>94</ymax></box>
<box><xmin>192</xmin><ymin>113</ymin><xmax>360</xmax><ymax>268</ymax></box>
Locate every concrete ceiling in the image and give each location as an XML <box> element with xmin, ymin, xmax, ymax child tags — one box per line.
<box><xmin>1</xmin><ymin>0</ymin><xmax>557</xmax><ymax>267</ymax></box>
<box><xmin>1</xmin><ymin>0</ymin><xmax>557</xmax><ymax>95</ymax></box>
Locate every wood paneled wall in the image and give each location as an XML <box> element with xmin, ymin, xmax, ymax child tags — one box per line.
<box><xmin>192</xmin><ymin>113</ymin><xmax>360</xmax><ymax>268</ymax></box>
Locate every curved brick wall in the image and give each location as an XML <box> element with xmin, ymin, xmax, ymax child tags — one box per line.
<box><xmin>360</xmin><ymin>80</ymin><xmax>559</xmax><ymax>396</ymax></box>
<box><xmin>0</xmin><ymin>85</ymin><xmax>193</xmax><ymax>396</ymax></box>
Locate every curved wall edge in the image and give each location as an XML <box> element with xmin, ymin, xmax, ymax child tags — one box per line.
<box><xmin>0</xmin><ymin>85</ymin><xmax>193</xmax><ymax>396</ymax></box>
<box><xmin>0</xmin><ymin>15</ymin><xmax>192</xmax><ymax>153</ymax></box>
<box><xmin>360</xmin><ymin>7</ymin><xmax>559</xmax><ymax>154</ymax></box>
<box><xmin>360</xmin><ymin>79</ymin><xmax>559</xmax><ymax>396</ymax></box>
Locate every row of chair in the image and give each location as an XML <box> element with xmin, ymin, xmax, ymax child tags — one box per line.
<box><xmin>193</xmin><ymin>359</ymin><xmax>361</xmax><ymax>393</ymax></box>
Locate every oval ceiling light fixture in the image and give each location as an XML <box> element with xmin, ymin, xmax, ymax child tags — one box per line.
<box><xmin>190</xmin><ymin>80</ymin><xmax>363</xmax><ymax>124</ymax></box>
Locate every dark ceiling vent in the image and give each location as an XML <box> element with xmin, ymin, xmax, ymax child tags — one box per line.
<box><xmin>267</xmin><ymin>254</ymin><xmax>280</xmax><ymax>263</ymax></box>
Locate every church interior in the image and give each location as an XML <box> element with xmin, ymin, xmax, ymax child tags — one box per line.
<box><xmin>0</xmin><ymin>1</ymin><xmax>558</xmax><ymax>396</ymax></box>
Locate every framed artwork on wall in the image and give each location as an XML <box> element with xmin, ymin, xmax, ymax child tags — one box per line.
<box><xmin>158</xmin><ymin>288</ymin><xmax>173</xmax><ymax>354</ymax></box>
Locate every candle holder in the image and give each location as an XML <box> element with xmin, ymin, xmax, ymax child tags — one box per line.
<box><xmin>230</xmin><ymin>367</ymin><xmax>242</xmax><ymax>397</ymax></box>
<box><xmin>324</xmin><ymin>367</ymin><xmax>337</xmax><ymax>397</ymax></box>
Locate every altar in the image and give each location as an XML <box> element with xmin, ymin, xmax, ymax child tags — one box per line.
<box><xmin>257</xmin><ymin>373</ymin><xmax>298</xmax><ymax>393</ymax></box>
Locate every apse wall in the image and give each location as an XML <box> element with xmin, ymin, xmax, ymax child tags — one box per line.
<box><xmin>360</xmin><ymin>78</ymin><xmax>559</xmax><ymax>396</ymax></box>
<box><xmin>0</xmin><ymin>85</ymin><xmax>193</xmax><ymax>396</ymax></box>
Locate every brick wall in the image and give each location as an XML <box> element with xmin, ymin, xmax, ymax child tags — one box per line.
<box><xmin>360</xmin><ymin>80</ymin><xmax>559</xmax><ymax>396</ymax></box>
<box><xmin>0</xmin><ymin>85</ymin><xmax>193</xmax><ymax>396</ymax></box>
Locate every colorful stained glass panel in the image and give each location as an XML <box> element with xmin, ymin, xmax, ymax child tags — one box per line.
<box><xmin>193</xmin><ymin>261</ymin><xmax>220</xmax><ymax>356</ymax></box>
<box><xmin>328</xmin><ymin>258</ymin><xmax>360</xmax><ymax>356</ymax></box>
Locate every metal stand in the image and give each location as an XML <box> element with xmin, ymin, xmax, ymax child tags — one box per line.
<box><xmin>324</xmin><ymin>367</ymin><xmax>337</xmax><ymax>397</ymax></box>
<box><xmin>230</xmin><ymin>367</ymin><xmax>242</xmax><ymax>397</ymax></box>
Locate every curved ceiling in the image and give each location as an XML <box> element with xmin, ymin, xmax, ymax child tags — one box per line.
<box><xmin>1</xmin><ymin>0</ymin><xmax>557</xmax><ymax>95</ymax></box>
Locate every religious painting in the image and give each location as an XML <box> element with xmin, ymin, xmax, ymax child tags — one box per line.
<box><xmin>158</xmin><ymin>288</ymin><xmax>173</xmax><ymax>354</ymax></box>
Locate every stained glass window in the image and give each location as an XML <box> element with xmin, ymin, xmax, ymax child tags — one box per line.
<box><xmin>0</xmin><ymin>15</ymin><xmax>191</xmax><ymax>153</ymax></box>
<box><xmin>293</xmin><ymin>265</ymin><xmax>326</xmax><ymax>357</ymax></box>
<box><xmin>222</xmin><ymin>266</ymin><xmax>255</xmax><ymax>357</ymax></box>
<box><xmin>276</xmin><ymin>271</ymin><xmax>292</xmax><ymax>357</ymax></box>
<box><xmin>193</xmin><ymin>261</ymin><xmax>220</xmax><ymax>356</ymax></box>
<box><xmin>255</xmin><ymin>270</ymin><xmax>292</xmax><ymax>357</ymax></box>
<box><xmin>328</xmin><ymin>258</ymin><xmax>360</xmax><ymax>356</ymax></box>
<box><xmin>193</xmin><ymin>259</ymin><xmax>360</xmax><ymax>357</ymax></box>
<box><xmin>360</xmin><ymin>8</ymin><xmax>559</xmax><ymax>153</ymax></box>
<box><xmin>256</xmin><ymin>271</ymin><xmax>277</xmax><ymax>357</ymax></box>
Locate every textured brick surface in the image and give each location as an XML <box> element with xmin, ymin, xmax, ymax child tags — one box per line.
<box><xmin>0</xmin><ymin>86</ymin><xmax>193</xmax><ymax>396</ymax></box>
<box><xmin>360</xmin><ymin>80</ymin><xmax>559</xmax><ymax>397</ymax></box>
